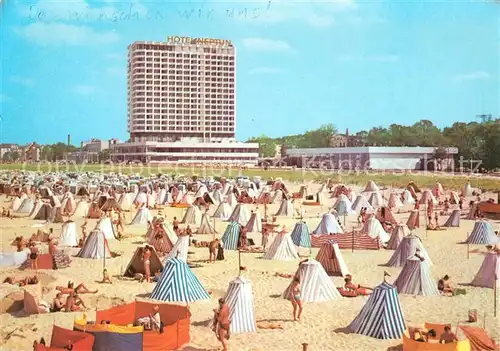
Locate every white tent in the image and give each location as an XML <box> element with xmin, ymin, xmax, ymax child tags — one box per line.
<box><xmin>312</xmin><ymin>213</ymin><xmax>343</xmax><ymax>234</ymax></box>
<box><xmin>263</xmin><ymin>233</ymin><xmax>299</xmax><ymax>261</ymax></box>
<box><xmin>368</xmin><ymin>192</ymin><xmax>384</xmax><ymax>208</ymax></box>
<box><xmin>213</xmin><ymin>201</ymin><xmax>232</xmax><ymax>220</ymax></box>
<box><xmin>118</xmin><ymin>193</ymin><xmax>135</xmax><ymax>211</ymax></box>
<box><xmin>164</xmin><ymin>235</ymin><xmax>190</xmax><ymax>263</ymax></box>
<box><xmin>130</xmin><ymin>207</ymin><xmax>153</xmax><ymax>225</ymax></box>
<box><xmin>401</xmin><ymin>190</ymin><xmax>415</xmax><ymax>205</ymax></box>
<box><xmin>181</xmin><ymin>205</ymin><xmax>202</xmax><ymax>225</ymax></box>
<box><xmin>275</xmin><ymin>199</ymin><xmax>294</xmax><ymax>217</ymax></box>
<box><xmin>220</xmin><ymin>276</ymin><xmax>257</xmax><ymax>333</ymax></box>
<box><xmin>59</xmin><ymin>220</ymin><xmax>79</xmax><ymax>247</ymax></box>
<box><xmin>72</xmin><ymin>200</ymin><xmax>89</xmax><ymax>218</ymax></box>
<box><xmin>228</xmin><ymin>203</ymin><xmax>251</xmax><ymax>226</ymax></box>
<box><xmin>363</xmin><ymin>216</ymin><xmax>390</xmax><ymax>243</ymax></box>
<box><xmin>351</xmin><ymin>194</ymin><xmax>373</xmax><ymax>213</ymax></box>
<box><xmin>96</xmin><ymin>217</ymin><xmax>117</xmax><ymax>240</ymax></box>
<box><xmin>75</xmin><ymin>229</ymin><xmax>111</xmax><ymax>259</ymax></box>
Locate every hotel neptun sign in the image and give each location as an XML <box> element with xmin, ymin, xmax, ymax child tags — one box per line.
<box><xmin>167</xmin><ymin>36</ymin><xmax>232</xmax><ymax>46</ymax></box>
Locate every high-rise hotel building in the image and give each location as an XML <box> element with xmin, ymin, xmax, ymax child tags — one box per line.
<box><xmin>111</xmin><ymin>36</ymin><xmax>259</xmax><ymax>164</ymax></box>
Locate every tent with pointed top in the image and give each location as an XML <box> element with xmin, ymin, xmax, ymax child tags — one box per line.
<box><xmin>75</xmin><ymin>229</ymin><xmax>111</xmax><ymax>259</ymax></box>
<box><xmin>73</xmin><ymin>200</ymin><xmax>89</xmax><ymax>218</ymax></box>
<box><xmin>221</xmin><ymin>222</ymin><xmax>241</xmax><ymax>251</ymax></box>
<box><xmin>11</xmin><ymin>195</ymin><xmax>26</xmax><ymax>212</ymax></box>
<box><xmin>401</xmin><ymin>190</ymin><xmax>416</xmax><ymax>206</ymax></box>
<box><xmin>347</xmin><ymin>281</ymin><xmax>406</xmax><ymax>339</ymax></box>
<box><xmin>164</xmin><ymin>235</ymin><xmax>190</xmax><ymax>262</ymax></box>
<box><xmin>17</xmin><ymin>197</ymin><xmax>34</xmax><ymax>214</ymax></box>
<box><xmin>387</xmin><ymin>193</ymin><xmax>404</xmax><ymax>209</ymax></box>
<box><xmin>118</xmin><ymin>192</ymin><xmax>135</xmax><ymax>211</ymax></box>
<box><xmin>419</xmin><ymin>189</ymin><xmax>438</xmax><ymax>205</ymax></box>
<box><xmin>275</xmin><ymin>199</ymin><xmax>294</xmax><ymax>217</ymax></box>
<box><xmin>312</xmin><ymin>213</ymin><xmax>343</xmax><ymax>234</ymax></box>
<box><xmin>470</xmin><ymin>252</ymin><xmax>500</xmax><ymax>289</ymax></box>
<box><xmin>386</xmin><ymin>234</ymin><xmax>432</xmax><ymax>267</ymax></box>
<box><xmin>432</xmin><ymin>182</ymin><xmax>444</xmax><ymax>198</ymax></box>
<box><xmin>244</xmin><ymin>210</ymin><xmax>262</xmax><ymax>233</ymax></box>
<box><xmin>218</xmin><ymin>276</ymin><xmax>257</xmax><ymax>334</ymax></box>
<box><xmin>263</xmin><ymin>232</ymin><xmax>299</xmax><ymax>261</ymax></box>
<box><xmin>196</xmin><ymin>213</ymin><xmax>216</xmax><ymax>234</ymax></box>
<box><xmin>181</xmin><ymin>205</ymin><xmax>202</xmax><ymax>225</ymax></box>
<box><xmin>212</xmin><ymin>201</ymin><xmax>232</xmax><ymax>220</ymax></box>
<box><xmin>130</xmin><ymin>206</ymin><xmax>153</xmax><ymax>226</ymax></box>
<box><xmin>406</xmin><ymin>209</ymin><xmax>420</xmax><ymax>230</ymax></box>
<box><xmin>59</xmin><ymin>220</ymin><xmax>79</xmax><ymax>247</ymax></box>
<box><xmin>150</xmin><ymin>257</ymin><xmax>210</xmax><ymax>303</ymax></box>
<box><xmin>101</xmin><ymin>198</ymin><xmax>121</xmax><ymax>211</ymax></box>
<box><xmin>368</xmin><ymin>192</ymin><xmax>384</xmax><ymax>208</ymax></box>
<box><xmin>376</xmin><ymin>207</ymin><xmax>397</xmax><ymax>225</ymax></box>
<box><xmin>96</xmin><ymin>216</ymin><xmax>117</xmax><ymax>240</ymax></box>
<box><xmin>33</xmin><ymin>203</ymin><xmax>55</xmax><ymax>221</ymax></box>
<box><xmin>363</xmin><ymin>180</ymin><xmax>380</xmax><ymax>193</ymax></box>
<box><xmin>351</xmin><ymin>194</ymin><xmax>373</xmax><ymax>213</ymax></box>
<box><xmin>148</xmin><ymin>224</ymin><xmax>175</xmax><ymax>254</ymax></box>
<box><xmin>315</xmin><ymin>240</ymin><xmax>349</xmax><ymax>276</ymax></box>
<box><xmin>386</xmin><ymin>224</ymin><xmax>410</xmax><ymax>250</ymax></box>
<box><xmin>464</xmin><ymin>220</ymin><xmax>499</xmax><ymax>245</ymax></box>
<box><xmin>363</xmin><ymin>216</ymin><xmax>390</xmax><ymax>243</ymax></box>
<box><xmin>449</xmin><ymin>191</ymin><xmax>460</xmax><ymax>204</ymax></box>
<box><xmin>282</xmin><ymin>259</ymin><xmax>341</xmax><ymax>302</ymax></box>
<box><xmin>290</xmin><ymin>221</ymin><xmax>311</xmax><ymax>248</ymax></box>
<box><xmin>334</xmin><ymin>195</ymin><xmax>354</xmax><ymax>216</ymax></box>
<box><xmin>228</xmin><ymin>203</ymin><xmax>251</xmax><ymax>226</ymax></box>
<box><xmin>123</xmin><ymin>246</ymin><xmax>163</xmax><ymax>277</ymax></box>
<box><xmin>443</xmin><ymin>209</ymin><xmax>461</xmax><ymax>227</ymax></box>
<box><xmin>393</xmin><ymin>256</ymin><xmax>439</xmax><ymax>296</ymax></box>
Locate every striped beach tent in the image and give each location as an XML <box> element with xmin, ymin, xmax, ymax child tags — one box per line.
<box><xmin>387</xmin><ymin>193</ymin><xmax>404</xmax><ymax>209</ymax></box>
<box><xmin>363</xmin><ymin>180</ymin><xmax>380</xmax><ymax>193</ymax></box>
<box><xmin>75</xmin><ymin>229</ymin><xmax>111</xmax><ymax>259</ymax></box>
<box><xmin>275</xmin><ymin>199</ymin><xmax>293</xmax><ymax>217</ymax></box>
<box><xmin>386</xmin><ymin>234</ymin><xmax>432</xmax><ymax>267</ymax></box>
<box><xmin>16</xmin><ymin>197</ymin><xmax>34</xmax><ymax>214</ymax></box>
<box><xmin>470</xmin><ymin>252</ymin><xmax>500</xmax><ymax>289</ymax></box>
<box><xmin>181</xmin><ymin>205</ymin><xmax>202</xmax><ymax>225</ymax></box>
<box><xmin>130</xmin><ymin>206</ymin><xmax>153</xmax><ymax>225</ymax></box>
<box><xmin>334</xmin><ymin>195</ymin><xmax>353</xmax><ymax>217</ymax></box>
<box><xmin>283</xmin><ymin>259</ymin><xmax>341</xmax><ymax>302</ymax></box>
<box><xmin>290</xmin><ymin>221</ymin><xmax>311</xmax><ymax>248</ymax></box>
<box><xmin>244</xmin><ymin>210</ymin><xmax>262</xmax><ymax>233</ymax></box>
<box><xmin>401</xmin><ymin>190</ymin><xmax>415</xmax><ymax>206</ymax></box>
<box><xmin>464</xmin><ymin>220</ymin><xmax>499</xmax><ymax>245</ymax></box>
<box><xmin>213</xmin><ymin>201</ymin><xmax>232</xmax><ymax>220</ymax></box>
<box><xmin>263</xmin><ymin>232</ymin><xmax>299</xmax><ymax>261</ymax></box>
<box><xmin>221</xmin><ymin>276</ymin><xmax>257</xmax><ymax>333</ymax></box>
<box><xmin>96</xmin><ymin>217</ymin><xmax>117</xmax><ymax>240</ymax></box>
<box><xmin>312</xmin><ymin>213</ymin><xmax>343</xmax><ymax>234</ymax></box>
<box><xmin>164</xmin><ymin>235</ymin><xmax>189</xmax><ymax>262</ymax></box>
<box><xmin>406</xmin><ymin>209</ymin><xmax>420</xmax><ymax>230</ymax></box>
<box><xmin>150</xmin><ymin>257</ymin><xmax>210</xmax><ymax>303</ymax></box>
<box><xmin>363</xmin><ymin>216</ymin><xmax>390</xmax><ymax>243</ymax></box>
<box><xmin>386</xmin><ymin>224</ymin><xmax>410</xmax><ymax>250</ymax></box>
<box><xmin>196</xmin><ymin>213</ymin><xmax>216</xmax><ymax>234</ymax></box>
<box><xmin>315</xmin><ymin>240</ymin><xmax>349</xmax><ymax>276</ymax></box>
<box><xmin>393</xmin><ymin>257</ymin><xmax>439</xmax><ymax>296</ymax></box>
<box><xmin>443</xmin><ymin>209</ymin><xmax>460</xmax><ymax>227</ymax></box>
<box><xmin>419</xmin><ymin>189</ymin><xmax>438</xmax><ymax>205</ymax></box>
<box><xmin>228</xmin><ymin>203</ymin><xmax>251</xmax><ymax>226</ymax></box>
<box><xmin>351</xmin><ymin>194</ymin><xmax>373</xmax><ymax>213</ymax></box>
<box><xmin>368</xmin><ymin>192</ymin><xmax>384</xmax><ymax>208</ymax></box>
<box><xmin>148</xmin><ymin>225</ymin><xmax>174</xmax><ymax>254</ymax></box>
<box><xmin>376</xmin><ymin>206</ymin><xmax>398</xmax><ymax>225</ymax></box>
<box><xmin>221</xmin><ymin>222</ymin><xmax>241</xmax><ymax>250</ymax></box>
<box><xmin>347</xmin><ymin>281</ymin><xmax>406</xmax><ymax>339</ymax></box>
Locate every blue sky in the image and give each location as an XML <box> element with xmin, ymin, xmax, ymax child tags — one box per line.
<box><xmin>0</xmin><ymin>0</ymin><xmax>498</xmax><ymax>145</ymax></box>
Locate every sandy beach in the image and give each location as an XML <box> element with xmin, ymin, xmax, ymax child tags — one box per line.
<box><xmin>1</xmin><ymin>182</ymin><xmax>499</xmax><ymax>351</ymax></box>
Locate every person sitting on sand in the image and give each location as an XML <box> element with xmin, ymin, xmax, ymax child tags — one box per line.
<box><xmin>344</xmin><ymin>274</ymin><xmax>373</xmax><ymax>295</ymax></box>
<box><xmin>439</xmin><ymin>326</ymin><xmax>458</xmax><ymax>344</ymax></box>
<box><xmin>408</xmin><ymin>326</ymin><xmax>437</xmax><ymax>342</ymax></box>
<box><xmin>212</xmin><ymin>298</ymin><xmax>230</xmax><ymax>351</ymax></box>
<box><xmin>64</xmin><ymin>292</ymin><xmax>86</xmax><ymax>312</ymax></box>
<box><xmin>51</xmin><ymin>293</ymin><xmax>65</xmax><ymax>312</ymax></box>
<box><xmin>57</xmin><ymin>281</ymin><xmax>98</xmax><ymax>294</ymax></box>
<box><xmin>100</xmin><ymin>268</ymin><xmax>112</xmax><ymax>284</ymax></box>
<box><xmin>437</xmin><ymin>275</ymin><xmax>453</xmax><ymax>295</ymax></box>
<box><xmin>209</xmin><ymin>238</ymin><xmax>219</xmax><ymax>263</ymax></box>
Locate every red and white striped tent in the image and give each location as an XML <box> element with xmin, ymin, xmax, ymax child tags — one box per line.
<box><xmin>315</xmin><ymin>240</ymin><xmax>349</xmax><ymax>276</ymax></box>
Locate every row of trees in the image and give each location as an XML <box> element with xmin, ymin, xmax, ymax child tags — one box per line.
<box><xmin>248</xmin><ymin>116</ymin><xmax>500</xmax><ymax>170</ymax></box>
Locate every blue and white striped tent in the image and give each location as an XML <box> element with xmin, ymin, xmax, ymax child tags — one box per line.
<box><xmin>290</xmin><ymin>221</ymin><xmax>311</xmax><ymax>248</ymax></box>
<box><xmin>220</xmin><ymin>276</ymin><xmax>257</xmax><ymax>333</ymax></box>
<box><xmin>150</xmin><ymin>257</ymin><xmax>210</xmax><ymax>303</ymax></box>
<box><xmin>347</xmin><ymin>281</ymin><xmax>406</xmax><ymax>339</ymax></box>
<box><xmin>465</xmin><ymin>220</ymin><xmax>500</xmax><ymax>245</ymax></box>
<box><xmin>221</xmin><ymin>222</ymin><xmax>241</xmax><ymax>250</ymax></box>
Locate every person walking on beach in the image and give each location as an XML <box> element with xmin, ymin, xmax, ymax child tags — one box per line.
<box><xmin>209</xmin><ymin>238</ymin><xmax>219</xmax><ymax>263</ymax></box>
<box><xmin>290</xmin><ymin>277</ymin><xmax>303</xmax><ymax>321</ymax></box>
<box><xmin>142</xmin><ymin>245</ymin><xmax>152</xmax><ymax>283</ymax></box>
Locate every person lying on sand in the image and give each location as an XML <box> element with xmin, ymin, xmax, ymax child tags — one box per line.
<box><xmin>344</xmin><ymin>275</ymin><xmax>373</xmax><ymax>295</ymax></box>
<box><xmin>57</xmin><ymin>281</ymin><xmax>98</xmax><ymax>294</ymax></box>
<box><xmin>408</xmin><ymin>326</ymin><xmax>436</xmax><ymax>342</ymax></box>
<box><xmin>439</xmin><ymin>326</ymin><xmax>458</xmax><ymax>344</ymax></box>
<box><xmin>3</xmin><ymin>275</ymin><xmax>39</xmax><ymax>286</ymax></box>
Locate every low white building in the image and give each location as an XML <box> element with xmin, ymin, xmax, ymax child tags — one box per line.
<box><xmin>286</xmin><ymin>146</ymin><xmax>458</xmax><ymax>171</ymax></box>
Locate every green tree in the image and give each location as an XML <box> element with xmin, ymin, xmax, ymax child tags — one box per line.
<box><xmin>248</xmin><ymin>135</ymin><xmax>277</xmax><ymax>157</ymax></box>
<box><xmin>98</xmin><ymin>149</ymin><xmax>112</xmax><ymax>163</ymax></box>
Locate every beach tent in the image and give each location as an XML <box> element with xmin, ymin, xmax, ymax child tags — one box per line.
<box><xmin>118</xmin><ymin>193</ymin><xmax>135</xmax><ymax>211</ymax></box>
<box><xmin>123</xmin><ymin>246</ymin><xmax>163</xmax><ymax>278</ymax></box>
<box><xmin>226</xmin><ymin>192</ymin><xmax>237</xmax><ymax>207</ymax></box>
<box><xmin>130</xmin><ymin>207</ymin><xmax>153</xmax><ymax>226</ymax></box>
<box><xmin>443</xmin><ymin>209</ymin><xmax>461</xmax><ymax>227</ymax></box>
<box><xmin>75</xmin><ymin>229</ymin><xmax>111</xmax><ymax>259</ymax></box>
<box><xmin>244</xmin><ymin>210</ymin><xmax>262</xmax><ymax>233</ymax></box>
<box><xmin>35</xmin><ymin>325</ymin><xmax>95</xmax><ymax>351</ymax></box>
<box><xmin>16</xmin><ymin>197</ymin><xmax>34</xmax><ymax>214</ymax></box>
<box><xmin>221</xmin><ymin>222</ymin><xmax>241</xmax><ymax>251</ymax></box>
<box><xmin>96</xmin><ymin>217</ymin><xmax>117</xmax><ymax>240</ymax></box>
<box><xmin>33</xmin><ymin>203</ymin><xmax>55</xmax><ymax>221</ymax></box>
<box><xmin>364</xmin><ymin>180</ymin><xmax>380</xmax><ymax>193</ymax></box>
<box><xmin>219</xmin><ymin>276</ymin><xmax>257</xmax><ymax>333</ymax></box>
<box><xmin>212</xmin><ymin>189</ymin><xmax>223</xmax><ymax>204</ymax></box>
<box><xmin>376</xmin><ymin>206</ymin><xmax>397</xmax><ymax>225</ymax></box>
<box><xmin>460</xmin><ymin>326</ymin><xmax>497</xmax><ymax>351</ymax></box>
<box><xmin>228</xmin><ymin>203</ymin><xmax>251</xmax><ymax>226</ymax></box>
<box><xmin>23</xmin><ymin>283</ymin><xmax>50</xmax><ymax>315</ymax></box>
<box><xmin>181</xmin><ymin>205</ymin><xmax>202</xmax><ymax>225</ymax></box>
<box><xmin>351</xmin><ymin>194</ymin><xmax>373</xmax><ymax>213</ymax></box>
<box><xmin>73</xmin><ymin>200</ymin><xmax>89</xmax><ymax>218</ymax></box>
<box><xmin>315</xmin><ymin>240</ymin><xmax>349</xmax><ymax>276</ymax></box>
<box><xmin>334</xmin><ymin>195</ymin><xmax>354</xmax><ymax>216</ymax></box>
<box><xmin>0</xmin><ymin>249</ymin><xmax>29</xmax><ymax>268</ymax></box>
<box><xmin>134</xmin><ymin>191</ymin><xmax>148</xmax><ymax>205</ymax></box>
<box><xmin>387</xmin><ymin>193</ymin><xmax>404</xmax><ymax>209</ymax></box>
<box><xmin>212</xmin><ymin>201</ymin><xmax>232</xmax><ymax>220</ymax></box>
<box><xmin>61</xmin><ymin>192</ymin><xmax>76</xmax><ymax>214</ymax></box>
<box><xmin>148</xmin><ymin>223</ymin><xmax>174</xmax><ymax>254</ymax></box>
<box><xmin>11</xmin><ymin>195</ymin><xmax>25</xmax><ymax>212</ymax></box>
<box><xmin>386</xmin><ymin>224</ymin><xmax>410</xmax><ymax>250</ymax></box>
<box><xmin>363</xmin><ymin>216</ymin><xmax>390</xmax><ymax>243</ymax></box>
<box><xmin>386</xmin><ymin>234</ymin><xmax>432</xmax><ymax>267</ymax></box>
<box><xmin>406</xmin><ymin>209</ymin><xmax>420</xmax><ymax>230</ymax></box>
<box><xmin>164</xmin><ymin>235</ymin><xmax>189</xmax><ymax>262</ymax></box>
<box><xmin>432</xmin><ymin>182</ymin><xmax>444</xmax><ymax>198</ymax></box>
<box><xmin>449</xmin><ymin>191</ymin><xmax>460</xmax><ymax>204</ymax></box>
<box><xmin>462</xmin><ymin>182</ymin><xmax>473</xmax><ymax>197</ymax></box>
<box><xmin>464</xmin><ymin>220</ymin><xmax>499</xmax><ymax>245</ymax></box>
<box><xmin>347</xmin><ymin>281</ymin><xmax>406</xmax><ymax>339</ymax></box>
<box><xmin>368</xmin><ymin>192</ymin><xmax>384</xmax><ymax>208</ymax></box>
<box><xmin>196</xmin><ymin>212</ymin><xmax>216</xmax><ymax>235</ymax></box>
<box><xmin>312</xmin><ymin>213</ymin><xmax>343</xmax><ymax>234</ymax></box>
<box><xmin>263</xmin><ymin>232</ymin><xmax>299</xmax><ymax>261</ymax></box>
<box><xmin>419</xmin><ymin>189</ymin><xmax>438</xmax><ymax>205</ymax></box>
<box><xmin>283</xmin><ymin>259</ymin><xmax>341</xmax><ymax>302</ymax></box>
<box><xmin>470</xmin><ymin>252</ymin><xmax>500</xmax><ymax>289</ymax></box>
<box><xmin>275</xmin><ymin>199</ymin><xmax>294</xmax><ymax>217</ymax></box>
<box><xmin>59</xmin><ymin>220</ymin><xmax>79</xmax><ymax>247</ymax></box>
<box><xmin>150</xmin><ymin>257</ymin><xmax>210</xmax><ymax>303</ymax></box>
<box><xmin>393</xmin><ymin>256</ymin><xmax>439</xmax><ymax>296</ymax></box>
<box><xmin>401</xmin><ymin>190</ymin><xmax>416</xmax><ymax>206</ymax></box>
<box><xmin>290</xmin><ymin>221</ymin><xmax>311</xmax><ymax>248</ymax></box>
<box><xmin>101</xmin><ymin>198</ymin><xmax>121</xmax><ymax>211</ymax></box>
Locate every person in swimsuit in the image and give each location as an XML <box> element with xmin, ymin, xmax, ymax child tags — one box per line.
<box><xmin>290</xmin><ymin>277</ymin><xmax>303</xmax><ymax>321</ymax></box>
<box><xmin>52</xmin><ymin>293</ymin><xmax>65</xmax><ymax>312</ymax></box>
<box><xmin>439</xmin><ymin>326</ymin><xmax>458</xmax><ymax>344</ymax></box>
<box><xmin>344</xmin><ymin>275</ymin><xmax>373</xmax><ymax>295</ymax></box>
<box><xmin>172</xmin><ymin>217</ymin><xmax>179</xmax><ymax>233</ymax></box>
<box><xmin>143</xmin><ymin>245</ymin><xmax>152</xmax><ymax>283</ymax></box>
<box><xmin>213</xmin><ymin>298</ymin><xmax>230</xmax><ymax>351</ymax></box>
<box><xmin>57</xmin><ymin>281</ymin><xmax>98</xmax><ymax>294</ymax></box>
<box><xmin>29</xmin><ymin>242</ymin><xmax>38</xmax><ymax>270</ymax></box>
<box><xmin>81</xmin><ymin>221</ymin><xmax>87</xmax><ymax>243</ymax></box>
<box><xmin>100</xmin><ymin>268</ymin><xmax>112</xmax><ymax>284</ymax></box>
<box><xmin>209</xmin><ymin>239</ymin><xmax>219</xmax><ymax>263</ymax></box>
<box><xmin>65</xmin><ymin>292</ymin><xmax>87</xmax><ymax>312</ymax></box>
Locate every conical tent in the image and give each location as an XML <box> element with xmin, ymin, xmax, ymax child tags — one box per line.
<box><xmin>212</xmin><ymin>189</ymin><xmax>223</xmax><ymax>204</ymax></box>
<box><xmin>228</xmin><ymin>203</ymin><xmax>251</xmax><ymax>226</ymax></box>
<box><xmin>363</xmin><ymin>216</ymin><xmax>390</xmax><ymax>243</ymax></box>
<box><xmin>164</xmin><ymin>235</ymin><xmax>190</xmax><ymax>262</ymax></box>
<box><xmin>150</xmin><ymin>257</ymin><xmax>210</xmax><ymax>303</ymax></box>
<box><xmin>419</xmin><ymin>190</ymin><xmax>438</xmax><ymax>205</ymax></box>
<box><xmin>123</xmin><ymin>246</ymin><xmax>163</xmax><ymax>277</ymax></box>
<box><xmin>222</xmin><ymin>276</ymin><xmax>257</xmax><ymax>333</ymax></box>
<box><xmin>75</xmin><ymin>229</ymin><xmax>111</xmax><ymax>259</ymax></box>
<box><xmin>393</xmin><ymin>256</ymin><xmax>439</xmax><ymax>296</ymax></box>
<box><xmin>387</xmin><ymin>193</ymin><xmax>404</xmax><ymax>209</ymax></box>
<box><xmin>406</xmin><ymin>210</ymin><xmax>420</xmax><ymax>230</ymax></box>
<box><xmin>449</xmin><ymin>191</ymin><xmax>460</xmax><ymax>204</ymax></box>
<box><xmin>364</xmin><ymin>181</ymin><xmax>380</xmax><ymax>193</ymax></box>
<box><xmin>181</xmin><ymin>205</ymin><xmax>202</xmax><ymax>225</ymax></box>
<box><xmin>334</xmin><ymin>196</ymin><xmax>354</xmax><ymax>216</ymax></box>
<box><xmin>212</xmin><ymin>201</ymin><xmax>232</xmax><ymax>220</ymax></box>
<box><xmin>11</xmin><ymin>196</ymin><xmax>25</xmax><ymax>212</ymax></box>
<box><xmin>72</xmin><ymin>200</ymin><xmax>89</xmax><ymax>218</ymax></box>
<box><xmin>283</xmin><ymin>259</ymin><xmax>341</xmax><ymax>302</ymax></box>
<box><xmin>101</xmin><ymin>198</ymin><xmax>121</xmax><ymax>211</ymax></box>
<box><xmin>148</xmin><ymin>224</ymin><xmax>174</xmax><ymax>254</ymax></box>
<box><xmin>221</xmin><ymin>222</ymin><xmax>241</xmax><ymax>250</ymax></box>
<box><xmin>347</xmin><ymin>281</ymin><xmax>406</xmax><ymax>339</ymax></box>
<box><xmin>368</xmin><ymin>192</ymin><xmax>384</xmax><ymax>208</ymax></box>
<box><xmin>96</xmin><ymin>217</ymin><xmax>117</xmax><ymax>240</ymax></box>
<box><xmin>464</xmin><ymin>220</ymin><xmax>499</xmax><ymax>245</ymax></box>
<box><xmin>118</xmin><ymin>193</ymin><xmax>134</xmax><ymax>211</ymax></box>
<box><xmin>443</xmin><ymin>209</ymin><xmax>460</xmax><ymax>227</ymax></box>
<box><xmin>462</xmin><ymin>182</ymin><xmax>473</xmax><ymax>197</ymax></box>
<box><xmin>351</xmin><ymin>194</ymin><xmax>373</xmax><ymax>213</ymax></box>
<box><xmin>196</xmin><ymin>213</ymin><xmax>216</xmax><ymax>234</ymax></box>
<box><xmin>275</xmin><ymin>199</ymin><xmax>293</xmax><ymax>217</ymax></box>
<box><xmin>59</xmin><ymin>221</ymin><xmax>79</xmax><ymax>247</ymax></box>
<box><xmin>386</xmin><ymin>234</ymin><xmax>432</xmax><ymax>267</ymax></box>
<box><xmin>432</xmin><ymin>182</ymin><xmax>444</xmax><ymax>197</ymax></box>
<box><xmin>17</xmin><ymin>197</ymin><xmax>34</xmax><ymax>214</ymax></box>
<box><xmin>263</xmin><ymin>233</ymin><xmax>299</xmax><ymax>261</ymax></box>
<box><xmin>401</xmin><ymin>190</ymin><xmax>416</xmax><ymax>205</ymax></box>
<box><xmin>312</xmin><ymin>213</ymin><xmax>343</xmax><ymax>234</ymax></box>
<box><xmin>386</xmin><ymin>224</ymin><xmax>410</xmax><ymax>250</ymax></box>
<box><xmin>470</xmin><ymin>252</ymin><xmax>500</xmax><ymax>289</ymax></box>
<box><xmin>244</xmin><ymin>211</ymin><xmax>262</xmax><ymax>233</ymax></box>
<box><xmin>130</xmin><ymin>207</ymin><xmax>153</xmax><ymax>225</ymax></box>
<box><xmin>290</xmin><ymin>221</ymin><xmax>311</xmax><ymax>248</ymax></box>
<box><xmin>377</xmin><ymin>207</ymin><xmax>397</xmax><ymax>225</ymax></box>
<box><xmin>33</xmin><ymin>203</ymin><xmax>54</xmax><ymax>221</ymax></box>
<box><xmin>315</xmin><ymin>240</ymin><xmax>349</xmax><ymax>276</ymax></box>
